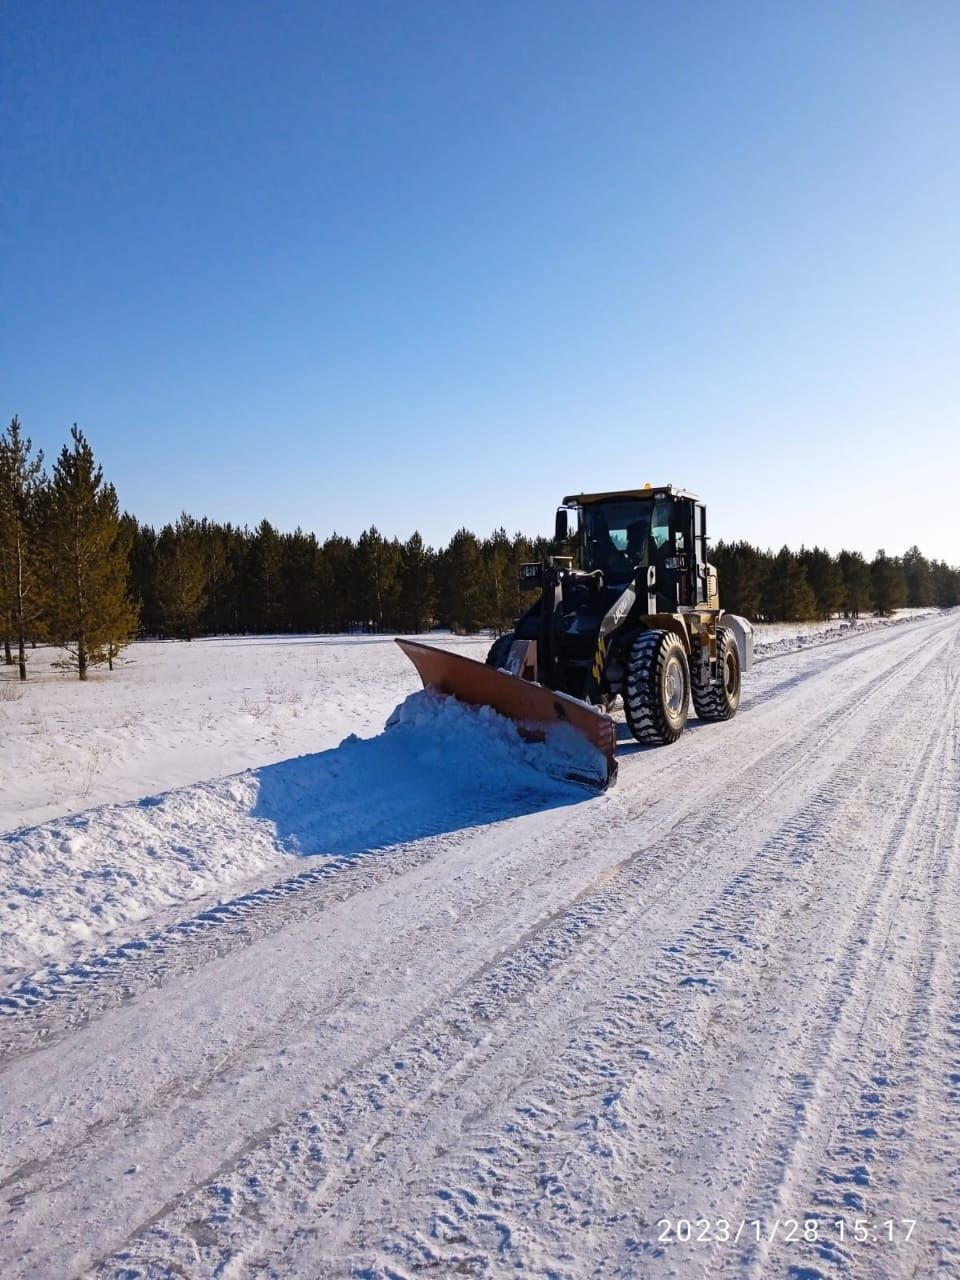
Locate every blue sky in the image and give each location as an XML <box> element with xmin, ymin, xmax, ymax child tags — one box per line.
<box><xmin>2</xmin><ymin>1</ymin><xmax>958</xmax><ymax>559</ymax></box>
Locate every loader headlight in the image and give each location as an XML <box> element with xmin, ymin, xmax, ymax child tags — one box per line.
<box><xmin>519</xmin><ymin>562</ymin><xmax>542</xmax><ymax>591</ymax></box>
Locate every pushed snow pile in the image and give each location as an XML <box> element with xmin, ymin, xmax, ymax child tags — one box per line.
<box><xmin>386</xmin><ymin>688</ymin><xmax>608</xmax><ymax>787</ymax></box>
<box><xmin>0</xmin><ymin>689</ymin><xmax>590</xmax><ymax>979</ymax></box>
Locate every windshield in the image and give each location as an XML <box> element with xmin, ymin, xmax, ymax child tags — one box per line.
<box><xmin>579</xmin><ymin>498</ymin><xmax>676</xmax><ymax>579</ymax></box>
<box><xmin>580</xmin><ymin>500</ymin><xmax>653</xmax><ymax>578</ymax></box>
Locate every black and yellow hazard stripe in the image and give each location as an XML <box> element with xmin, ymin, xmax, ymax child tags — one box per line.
<box><xmin>591</xmin><ymin>633</ymin><xmax>607</xmax><ymax>683</ymax></box>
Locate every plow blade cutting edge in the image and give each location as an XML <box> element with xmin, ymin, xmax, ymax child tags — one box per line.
<box><xmin>396</xmin><ymin>639</ymin><xmax>617</xmax><ymax>790</ymax></box>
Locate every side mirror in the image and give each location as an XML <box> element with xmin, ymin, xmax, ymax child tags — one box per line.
<box><xmin>554</xmin><ymin>508</ymin><xmax>568</xmax><ymax>542</ymax></box>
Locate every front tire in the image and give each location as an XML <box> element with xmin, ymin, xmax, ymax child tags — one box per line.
<box><xmin>623</xmin><ymin>629</ymin><xmax>690</xmax><ymax>745</ymax></box>
<box><xmin>691</xmin><ymin>626</ymin><xmax>741</xmax><ymax>721</ymax></box>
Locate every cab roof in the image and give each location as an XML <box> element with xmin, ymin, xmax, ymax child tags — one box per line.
<box><xmin>561</xmin><ymin>484</ymin><xmax>701</xmax><ymax>506</ymax></box>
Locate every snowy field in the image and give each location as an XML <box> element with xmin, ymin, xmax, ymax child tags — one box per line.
<box><xmin>1</xmin><ymin>608</ymin><xmax>958</xmax><ymax>1279</ymax></box>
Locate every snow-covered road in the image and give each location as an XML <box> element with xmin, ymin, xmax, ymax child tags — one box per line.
<box><xmin>2</xmin><ymin>612</ymin><xmax>959</xmax><ymax>1279</ymax></box>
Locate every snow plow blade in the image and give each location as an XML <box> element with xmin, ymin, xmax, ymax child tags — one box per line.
<box><xmin>396</xmin><ymin>639</ymin><xmax>617</xmax><ymax>790</ymax></box>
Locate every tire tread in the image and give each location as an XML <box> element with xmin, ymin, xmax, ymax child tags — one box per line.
<box><xmin>623</xmin><ymin>629</ymin><xmax>689</xmax><ymax>745</ymax></box>
<box><xmin>691</xmin><ymin>625</ymin><xmax>740</xmax><ymax>721</ymax></box>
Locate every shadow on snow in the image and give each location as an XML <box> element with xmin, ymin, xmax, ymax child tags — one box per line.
<box><xmin>249</xmin><ymin>716</ymin><xmax>588</xmax><ymax>859</ymax></box>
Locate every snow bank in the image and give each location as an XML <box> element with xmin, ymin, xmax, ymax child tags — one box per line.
<box><xmin>0</xmin><ymin>690</ymin><xmax>587</xmax><ymax>979</ymax></box>
<box><xmin>754</xmin><ymin>607</ymin><xmax>942</xmax><ymax>657</ymax></box>
<box><xmin>0</xmin><ymin>633</ymin><xmax>492</xmax><ymax>833</ymax></box>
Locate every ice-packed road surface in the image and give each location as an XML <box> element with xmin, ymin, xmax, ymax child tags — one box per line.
<box><xmin>2</xmin><ymin>613</ymin><xmax>959</xmax><ymax>1280</ymax></box>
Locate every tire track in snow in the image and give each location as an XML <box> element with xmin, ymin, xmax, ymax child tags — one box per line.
<box><xmin>716</xmin><ymin>628</ymin><xmax>960</xmax><ymax>1280</ymax></box>
<box><xmin>737</xmin><ymin>624</ymin><xmax>960</xmax><ymax>1280</ymax></box>
<box><xmin>75</xmin><ymin>620</ymin><xmax>960</xmax><ymax>1279</ymax></box>
<box><xmin>406</xmin><ymin>628</ymin><xmax>960</xmax><ymax>1280</ymax></box>
<box><xmin>391</xmin><ymin>620</ymin><xmax>960</xmax><ymax>1280</ymax></box>
<box><xmin>0</xmin><ymin>618</ymin><xmax>953</xmax><ymax>1280</ymax></box>
<box><xmin>584</xmin><ymin>623</ymin><xmax>960</xmax><ymax>1280</ymax></box>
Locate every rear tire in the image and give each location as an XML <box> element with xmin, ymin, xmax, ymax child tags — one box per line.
<box><xmin>623</xmin><ymin>629</ymin><xmax>690</xmax><ymax>745</ymax></box>
<box><xmin>486</xmin><ymin>632</ymin><xmax>514</xmax><ymax>669</ymax></box>
<box><xmin>691</xmin><ymin>626</ymin><xmax>741</xmax><ymax>721</ymax></box>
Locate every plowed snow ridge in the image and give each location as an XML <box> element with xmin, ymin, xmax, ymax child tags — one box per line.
<box><xmin>1</xmin><ymin>612</ymin><xmax>958</xmax><ymax>1280</ymax></box>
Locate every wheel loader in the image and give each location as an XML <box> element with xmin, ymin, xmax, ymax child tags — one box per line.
<box><xmin>397</xmin><ymin>484</ymin><xmax>753</xmax><ymax>789</ymax></box>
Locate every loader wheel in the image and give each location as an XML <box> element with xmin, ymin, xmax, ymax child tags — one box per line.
<box><xmin>691</xmin><ymin>626</ymin><xmax>741</xmax><ymax>722</ymax></box>
<box><xmin>486</xmin><ymin>632</ymin><xmax>514</xmax><ymax>669</ymax></box>
<box><xmin>623</xmin><ymin>629</ymin><xmax>690</xmax><ymax>745</ymax></box>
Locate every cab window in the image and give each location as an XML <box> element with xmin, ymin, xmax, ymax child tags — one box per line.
<box><xmin>651</xmin><ymin>500</ymin><xmax>674</xmax><ymax>550</ymax></box>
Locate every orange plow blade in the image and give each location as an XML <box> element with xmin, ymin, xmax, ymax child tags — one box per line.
<box><xmin>396</xmin><ymin>639</ymin><xmax>617</xmax><ymax>790</ymax></box>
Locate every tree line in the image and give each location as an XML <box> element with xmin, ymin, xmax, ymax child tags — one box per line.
<box><xmin>129</xmin><ymin>524</ymin><xmax>960</xmax><ymax>641</ymax></box>
<box><xmin>2</xmin><ymin>417</ymin><xmax>958</xmax><ymax>680</ymax></box>
<box><xmin>711</xmin><ymin>541</ymin><xmax>959</xmax><ymax>622</ymax></box>
<box><xmin>126</xmin><ymin>516</ymin><xmax>555</xmax><ymax>642</ymax></box>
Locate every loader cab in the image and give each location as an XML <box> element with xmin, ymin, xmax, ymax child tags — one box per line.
<box><xmin>560</xmin><ymin>486</ymin><xmax>712</xmax><ymax>609</ymax></box>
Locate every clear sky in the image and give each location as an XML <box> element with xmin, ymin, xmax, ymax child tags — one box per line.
<box><xmin>2</xmin><ymin>1</ymin><xmax>958</xmax><ymax>560</ymax></box>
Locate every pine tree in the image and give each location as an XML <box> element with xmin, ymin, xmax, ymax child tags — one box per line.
<box><xmin>105</xmin><ymin>513</ymin><xmax>137</xmax><ymax>668</ymax></box>
<box><xmin>157</xmin><ymin>514</ymin><xmax>207</xmax><ymax>638</ymax></box>
<box><xmin>870</xmin><ymin>550</ymin><xmax>907</xmax><ymax>616</ymax></box>
<box><xmin>761</xmin><ymin>547</ymin><xmax>818</xmax><ymax>622</ymax></box>
<box><xmin>932</xmin><ymin>560</ymin><xmax>960</xmax><ymax>607</ymax></box>
<box><xmin>397</xmin><ymin>531</ymin><xmax>435</xmax><ymax>632</ymax></box>
<box><xmin>355</xmin><ymin>526</ymin><xmax>400</xmax><ymax>631</ymax></box>
<box><xmin>711</xmin><ymin>540</ymin><xmax>766</xmax><ymax>619</ymax></box>
<box><xmin>217</xmin><ymin>524</ymin><xmax>250</xmax><ymax>633</ymax></box>
<box><xmin>281</xmin><ymin>528</ymin><xmax>323</xmax><ymax>632</ymax></box>
<box><xmin>321</xmin><ymin>534</ymin><xmax>357</xmax><ymax>631</ymax></box>
<box><xmin>437</xmin><ymin>528</ymin><xmax>487</xmax><ymax>632</ymax></box>
<box><xmin>837</xmin><ymin>549</ymin><xmax>873</xmax><ymax>617</ymax></box>
<box><xmin>0</xmin><ymin>417</ymin><xmax>47</xmax><ymax>679</ymax></box>
<box><xmin>249</xmin><ymin>519</ymin><xmax>284</xmax><ymax>632</ymax></box>
<box><xmin>482</xmin><ymin>527</ymin><xmax>515</xmax><ymax>631</ymax></box>
<box><xmin>197</xmin><ymin>518</ymin><xmax>231</xmax><ymax>635</ymax></box>
<box><xmin>0</xmin><ymin>501</ymin><xmax>13</xmax><ymax>665</ymax></box>
<box><xmin>46</xmin><ymin>426</ymin><xmax>139</xmax><ymax>678</ymax></box>
<box><xmin>902</xmin><ymin>545</ymin><xmax>934</xmax><ymax>608</ymax></box>
<box><xmin>798</xmin><ymin>546</ymin><xmax>845</xmax><ymax>621</ymax></box>
<box><xmin>127</xmin><ymin>519</ymin><xmax>163</xmax><ymax>635</ymax></box>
